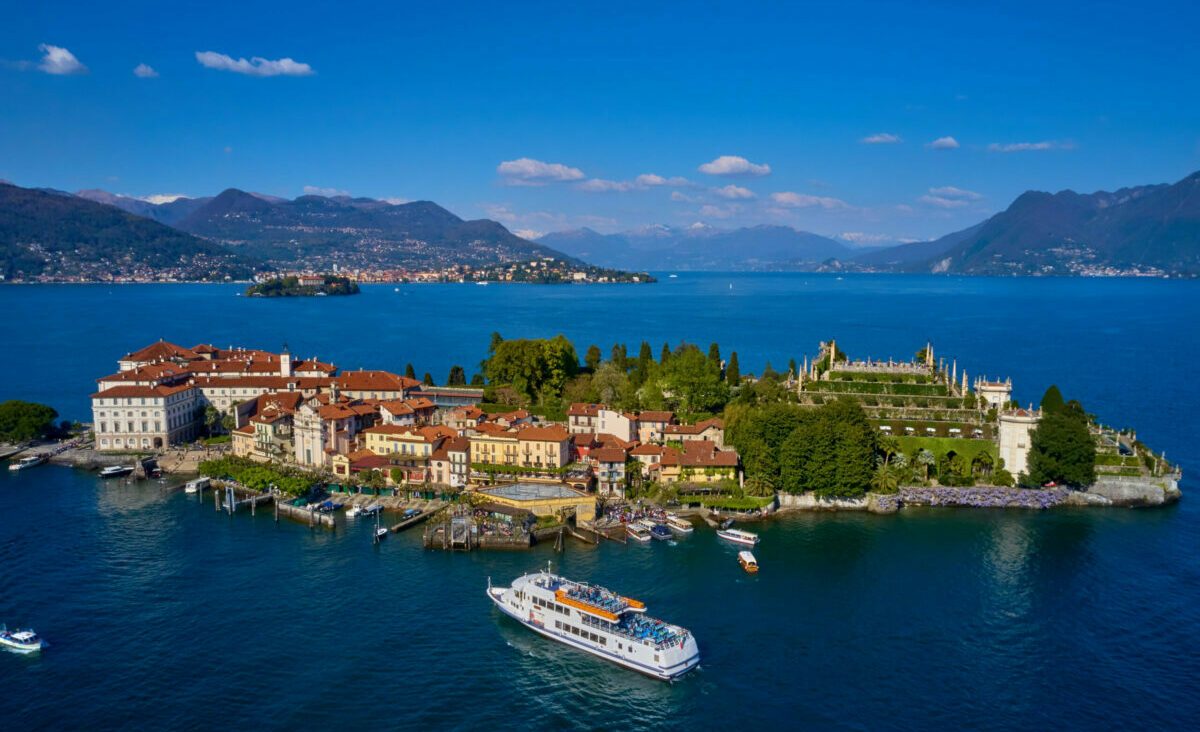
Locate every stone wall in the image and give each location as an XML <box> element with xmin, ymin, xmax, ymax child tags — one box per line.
<box><xmin>1087</xmin><ymin>474</ymin><xmax>1182</xmax><ymax>507</ymax></box>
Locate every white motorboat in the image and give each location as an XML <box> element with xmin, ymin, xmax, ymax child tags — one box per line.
<box><xmin>626</xmin><ymin>524</ymin><xmax>652</xmax><ymax>542</ymax></box>
<box><xmin>0</xmin><ymin>625</ymin><xmax>45</xmax><ymax>653</ymax></box>
<box><xmin>98</xmin><ymin>465</ymin><xmax>135</xmax><ymax>479</ymax></box>
<box><xmin>346</xmin><ymin>504</ymin><xmax>365</xmax><ymax>518</ymax></box>
<box><xmin>184</xmin><ymin>477</ymin><xmax>210</xmax><ymax>494</ymax></box>
<box><xmin>487</xmin><ymin>569</ymin><xmax>699</xmax><ymax>680</ymax></box>
<box><xmin>8</xmin><ymin>454</ymin><xmax>47</xmax><ymax>471</ymax></box>
<box><xmin>716</xmin><ymin>528</ymin><xmax>759</xmax><ymax>546</ymax></box>
<box><xmin>665</xmin><ymin>514</ymin><xmax>694</xmax><ymax>534</ymax></box>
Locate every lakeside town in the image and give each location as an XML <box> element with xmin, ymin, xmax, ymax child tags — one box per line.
<box><xmin>3</xmin><ymin>333</ymin><xmax>1180</xmax><ymax>549</ymax></box>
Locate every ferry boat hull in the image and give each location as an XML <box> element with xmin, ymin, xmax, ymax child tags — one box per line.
<box><xmin>0</xmin><ymin>629</ymin><xmax>44</xmax><ymax>653</ymax></box>
<box><xmin>716</xmin><ymin>529</ymin><xmax>759</xmax><ymax>546</ymax></box>
<box><xmin>487</xmin><ymin>573</ymin><xmax>699</xmax><ymax>681</ymax></box>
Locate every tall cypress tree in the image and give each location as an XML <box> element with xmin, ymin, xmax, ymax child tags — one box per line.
<box><xmin>1040</xmin><ymin>385</ymin><xmax>1065</xmax><ymax>413</ymax></box>
<box><xmin>708</xmin><ymin>343</ymin><xmax>721</xmax><ymax>364</ymax></box>
<box><xmin>726</xmin><ymin>352</ymin><xmax>740</xmax><ymax>385</ymax></box>
<box><xmin>661</xmin><ymin>343</ymin><xmax>671</xmax><ymax>364</ymax></box>
<box><xmin>405</xmin><ymin>363</ymin><xmax>416</xmax><ymax>379</ymax></box>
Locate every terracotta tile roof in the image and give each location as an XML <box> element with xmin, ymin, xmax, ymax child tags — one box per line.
<box><xmin>91</xmin><ymin>383</ymin><xmax>195</xmax><ymax>399</ymax></box>
<box><xmin>473</xmin><ymin>422</ymin><xmax>511</xmax><ymax>435</ymax></box>
<box><xmin>336</xmin><ymin>370</ymin><xmax>421</xmax><ymax>392</ymax></box>
<box><xmin>659</xmin><ymin>441</ymin><xmax>738</xmax><ymax>468</ymax></box>
<box><xmin>664</xmin><ymin>418</ymin><xmax>724</xmax><ymax>435</ymax></box>
<box><xmin>450</xmin><ymin>406</ymin><xmax>485</xmax><ymax>420</ymax></box>
<box><xmin>573</xmin><ymin>432</ymin><xmax>635</xmax><ymax>449</ymax></box>
<box><xmin>364</xmin><ymin>424</ymin><xmax>427</xmax><ymax>437</ymax></box>
<box><xmin>567</xmin><ymin>403</ymin><xmax>604</xmax><ymax>417</ymax></box>
<box><xmin>630</xmin><ymin>444</ymin><xmax>666</xmax><ymax>456</ymax></box>
<box><xmin>233</xmin><ymin>424</ymin><xmax>255</xmax><ymax>435</ymax></box>
<box><xmin>515</xmin><ymin>425</ymin><xmax>571</xmax><ymax>442</ymax></box>
<box><xmin>637</xmin><ymin>411</ymin><xmax>676</xmax><ymax>423</ymax></box>
<box><xmin>122</xmin><ymin>340</ymin><xmax>201</xmax><ymax>363</ymax></box>
<box><xmin>590</xmin><ymin>447</ymin><xmax>629</xmax><ymax>463</ymax></box>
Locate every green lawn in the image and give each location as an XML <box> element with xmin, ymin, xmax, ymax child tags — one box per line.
<box><xmin>894</xmin><ymin>436</ymin><xmax>997</xmax><ymax>463</ymax></box>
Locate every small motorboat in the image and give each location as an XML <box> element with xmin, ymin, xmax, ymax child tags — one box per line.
<box><xmin>375</xmin><ymin>526</ymin><xmax>389</xmax><ymax>541</ymax></box>
<box><xmin>717</xmin><ymin>517</ymin><xmax>735</xmax><ymax>530</ymax></box>
<box><xmin>362</xmin><ymin>503</ymin><xmax>383</xmax><ymax>516</ymax></box>
<box><xmin>717</xmin><ymin>528</ymin><xmax>760</xmax><ymax>546</ymax></box>
<box><xmin>626</xmin><ymin>524</ymin><xmax>652</xmax><ymax>542</ymax></box>
<box><xmin>346</xmin><ymin>504</ymin><xmax>365</xmax><ymax>518</ymax></box>
<box><xmin>738</xmin><ymin>550</ymin><xmax>759</xmax><ymax>574</ymax></box>
<box><xmin>98</xmin><ymin>465</ymin><xmax>135</xmax><ymax>479</ymax></box>
<box><xmin>665</xmin><ymin>514</ymin><xmax>694</xmax><ymax>534</ymax></box>
<box><xmin>649</xmin><ymin>524</ymin><xmax>672</xmax><ymax>541</ymax></box>
<box><xmin>184</xmin><ymin>477</ymin><xmax>210</xmax><ymax>494</ymax></box>
<box><xmin>0</xmin><ymin>625</ymin><xmax>45</xmax><ymax>653</ymax></box>
<box><xmin>8</xmin><ymin>454</ymin><xmax>47</xmax><ymax>471</ymax></box>
<box><xmin>401</xmin><ymin>508</ymin><xmax>421</xmax><ymax>519</ymax></box>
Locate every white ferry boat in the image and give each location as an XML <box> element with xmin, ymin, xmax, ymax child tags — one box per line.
<box><xmin>487</xmin><ymin>569</ymin><xmax>699</xmax><ymax>680</ymax></box>
<box><xmin>184</xmin><ymin>477</ymin><xmax>210</xmax><ymax>494</ymax></box>
<box><xmin>665</xmin><ymin>514</ymin><xmax>694</xmax><ymax>534</ymax></box>
<box><xmin>8</xmin><ymin>454</ymin><xmax>47</xmax><ymax>471</ymax></box>
<box><xmin>716</xmin><ymin>528</ymin><xmax>759</xmax><ymax>546</ymax></box>
<box><xmin>0</xmin><ymin>625</ymin><xmax>45</xmax><ymax>653</ymax></box>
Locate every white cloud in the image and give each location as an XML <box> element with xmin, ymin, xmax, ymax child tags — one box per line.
<box><xmin>697</xmin><ymin>155</ymin><xmax>771</xmax><ymax>177</ymax></box>
<box><xmin>769</xmin><ymin>191</ymin><xmax>849</xmax><ymax>210</ymax></box>
<box><xmin>861</xmin><ymin>133</ymin><xmax>902</xmax><ymax>144</ymax></box>
<box><xmin>137</xmin><ymin>194</ymin><xmax>188</xmax><ymax>204</ymax></box>
<box><xmin>839</xmin><ymin>232</ymin><xmax>892</xmax><ymax>244</ymax></box>
<box><xmin>497</xmin><ymin>157</ymin><xmax>585</xmax><ymax>186</ymax></box>
<box><xmin>513</xmin><ymin>229</ymin><xmax>543</xmax><ymax>240</ymax></box>
<box><xmin>37</xmin><ymin>44</ymin><xmax>87</xmax><ymax>75</ymax></box>
<box><xmin>698</xmin><ymin>204</ymin><xmax>738</xmax><ymax>219</ymax></box>
<box><xmin>987</xmin><ymin>140</ymin><xmax>1072</xmax><ymax>152</ymax></box>
<box><xmin>926</xmin><ymin>136</ymin><xmax>960</xmax><ymax>150</ymax></box>
<box><xmin>670</xmin><ymin>191</ymin><xmax>700</xmax><ymax>203</ymax></box>
<box><xmin>381</xmin><ymin>197</ymin><xmax>410</xmax><ymax>205</ymax></box>
<box><xmin>133</xmin><ymin>63</ymin><xmax>158</xmax><ymax>78</ymax></box>
<box><xmin>714</xmin><ymin>184</ymin><xmax>756</xmax><ymax>200</ymax></box>
<box><xmin>918</xmin><ymin>195</ymin><xmax>970</xmax><ymax>209</ymax></box>
<box><xmin>303</xmin><ymin>185</ymin><xmax>350</xmax><ymax>197</ymax></box>
<box><xmin>636</xmin><ymin>173</ymin><xmax>692</xmax><ymax>187</ymax></box>
<box><xmin>576</xmin><ymin>178</ymin><xmax>637</xmax><ymax>193</ymax></box>
<box><xmin>479</xmin><ymin>202</ymin><xmax>565</xmax><ymax>228</ymax></box>
<box><xmin>195</xmin><ymin>51</ymin><xmax>314</xmax><ymax>77</ymax></box>
<box><xmin>928</xmin><ymin>186</ymin><xmax>982</xmax><ymax>200</ymax></box>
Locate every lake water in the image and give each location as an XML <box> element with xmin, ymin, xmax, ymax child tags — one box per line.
<box><xmin>1</xmin><ymin>274</ymin><xmax>1197</xmax><ymax>730</ymax></box>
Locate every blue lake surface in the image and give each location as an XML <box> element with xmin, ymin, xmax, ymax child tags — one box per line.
<box><xmin>0</xmin><ymin>274</ymin><xmax>1197</xmax><ymax>730</ymax></box>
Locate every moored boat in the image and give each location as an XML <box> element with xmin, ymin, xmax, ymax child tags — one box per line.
<box><xmin>363</xmin><ymin>503</ymin><xmax>384</xmax><ymax>516</ymax></box>
<box><xmin>665</xmin><ymin>514</ymin><xmax>694</xmax><ymax>534</ymax></box>
<box><xmin>738</xmin><ymin>550</ymin><xmax>759</xmax><ymax>573</ymax></box>
<box><xmin>184</xmin><ymin>477</ymin><xmax>210</xmax><ymax>494</ymax></box>
<box><xmin>346</xmin><ymin>504</ymin><xmax>365</xmax><ymax>518</ymax></box>
<box><xmin>375</xmin><ymin>526</ymin><xmax>389</xmax><ymax>540</ymax></box>
<box><xmin>0</xmin><ymin>625</ymin><xmax>45</xmax><ymax>653</ymax></box>
<box><xmin>8</xmin><ymin>454</ymin><xmax>47</xmax><ymax>471</ymax></box>
<box><xmin>98</xmin><ymin>465</ymin><xmax>134</xmax><ymax>479</ymax></box>
<box><xmin>626</xmin><ymin>524</ymin><xmax>652</xmax><ymax>542</ymax></box>
<box><xmin>487</xmin><ymin>569</ymin><xmax>699</xmax><ymax>680</ymax></box>
<box><xmin>649</xmin><ymin>524</ymin><xmax>672</xmax><ymax>541</ymax></box>
<box><xmin>717</xmin><ymin>528</ymin><xmax>759</xmax><ymax>546</ymax></box>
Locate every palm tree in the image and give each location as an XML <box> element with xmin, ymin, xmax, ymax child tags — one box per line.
<box><xmin>973</xmin><ymin>452</ymin><xmax>995</xmax><ymax>476</ymax></box>
<box><xmin>878</xmin><ymin>435</ymin><xmax>900</xmax><ymax>467</ymax></box>
<box><xmin>870</xmin><ymin>465</ymin><xmax>899</xmax><ymax>493</ymax></box>
<box><xmin>916</xmin><ymin>449</ymin><xmax>935</xmax><ymax>482</ymax></box>
<box><xmin>743</xmin><ymin>475</ymin><xmax>775</xmax><ymax>497</ymax></box>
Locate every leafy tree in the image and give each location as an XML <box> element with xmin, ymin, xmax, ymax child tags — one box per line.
<box><xmin>591</xmin><ymin>363</ymin><xmax>628</xmax><ymax>406</ymax></box>
<box><xmin>992</xmin><ymin>468</ymin><xmax>1015</xmax><ymax>487</ymax></box>
<box><xmin>221</xmin><ymin>408</ymin><xmax>237</xmax><ymax>433</ymax></box>
<box><xmin>877</xmin><ymin>434</ymin><xmax>899</xmax><ymax>467</ymax></box>
<box><xmin>585</xmin><ymin>344</ymin><xmax>603</xmax><ymax>371</ymax></box>
<box><xmin>1040</xmin><ymin>385</ymin><xmax>1065</xmax><ymax>413</ymax></box>
<box><xmin>916</xmin><ymin>449</ymin><xmax>935</xmax><ymax>481</ymax></box>
<box><xmin>762</xmin><ymin>361</ymin><xmax>778</xmax><ymax>380</ymax></box>
<box><xmin>390</xmin><ymin>467</ymin><xmax>403</xmax><ymax>484</ymax></box>
<box><xmin>726</xmin><ymin>351</ymin><xmax>740</xmax><ymax>385</ymax></box>
<box><xmin>488</xmin><ymin>331</ymin><xmax>504</xmax><ymax>356</ymax></box>
<box><xmin>788</xmin><ymin>358</ymin><xmax>798</xmax><ymax>377</ymax></box>
<box><xmin>660</xmin><ymin>342</ymin><xmax>671</xmax><ymax>364</ymax></box>
<box><xmin>447</xmin><ymin>365</ymin><xmax>466</xmax><ymax>385</ymax></box>
<box><xmin>470</xmin><ymin>373</ymin><xmax>484</xmax><ymax>386</ymax></box>
<box><xmin>405</xmin><ymin>363</ymin><xmax>416</xmax><ymax>379</ymax></box>
<box><xmin>423</xmin><ymin>372</ymin><xmax>435</xmax><ymax>386</ymax></box>
<box><xmin>204</xmin><ymin>405</ymin><xmax>222</xmax><ymax>435</ymax></box>
<box><xmin>0</xmin><ymin>400</ymin><xmax>58</xmax><ymax>442</ymax></box>
<box><xmin>870</xmin><ymin>465</ymin><xmax>900</xmax><ymax>494</ymax></box>
<box><xmin>1023</xmin><ymin>399</ymin><xmax>1095</xmax><ymax>487</ymax></box>
<box><xmin>657</xmin><ymin>344</ymin><xmax>729</xmax><ymax>414</ymax></box>
<box><xmin>484</xmin><ymin>335</ymin><xmax>580</xmax><ymax>400</ymax></box>
<box><xmin>707</xmin><ymin>343</ymin><xmax>721</xmax><ymax>365</ymax></box>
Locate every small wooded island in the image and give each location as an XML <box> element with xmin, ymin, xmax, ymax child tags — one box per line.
<box><xmin>245</xmin><ymin>275</ymin><xmax>360</xmax><ymax>297</ymax></box>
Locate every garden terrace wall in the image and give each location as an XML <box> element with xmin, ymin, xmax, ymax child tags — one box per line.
<box><xmin>808</xmin><ymin>381</ymin><xmax>951</xmax><ymax>397</ymax></box>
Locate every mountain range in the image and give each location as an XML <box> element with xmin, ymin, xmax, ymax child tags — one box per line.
<box><xmin>537</xmin><ymin>224</ymin><xmax>861</xmax><ymax>271</ymax></box>
<box><xmin>0</xmin><ymin>183</ymin><xmax>255</xmax><ymax>282</ymax></box>
<box><xmin>2</xmin><ymin>169</ymin><xmax>1197</xmax><ymax>281</ymax></box>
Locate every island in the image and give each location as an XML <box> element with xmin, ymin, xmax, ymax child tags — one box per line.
<box><xmin>245</xmin><ymin>275</ymin><xmax>360</xmax><ymax>297</ymax></box>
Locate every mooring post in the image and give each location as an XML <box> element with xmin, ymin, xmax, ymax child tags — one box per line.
<box><xmin>274</xmin><ymin>498</ymin><xmax>279</xmax><ymax>524</ymax></box>
<box><xmin>214</xmin><ymin>487</ymin><xmax>220</xmax><ymax>512</ymax></box>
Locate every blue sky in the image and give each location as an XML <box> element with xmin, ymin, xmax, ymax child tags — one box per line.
<box><xmin>2</xmin><ymin>0</ymin><xmax>1198</xmax><ymax>243</ymax></box>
